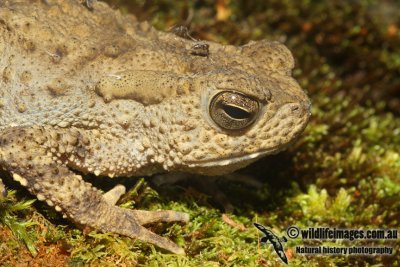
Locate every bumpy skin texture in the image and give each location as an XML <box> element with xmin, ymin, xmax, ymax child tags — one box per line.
<box><xmin>0</xmin><ymin>0</ymin><xmax>310</xmax><ymax>254</ymax></box>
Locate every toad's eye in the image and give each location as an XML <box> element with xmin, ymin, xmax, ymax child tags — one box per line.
<box><xmin>209</xmin><ymin>91</ymin><xmax>260</xmax><ymax>130</ymax></box>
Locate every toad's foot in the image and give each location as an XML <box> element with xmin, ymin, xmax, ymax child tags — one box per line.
<box><xmin>103</xmin><ymin>184</ymin><xmax>189</xmax><ymax>225</ymax></box>
<box><xmin>0</xmin><ymin>126</ymin><xmax>189</xmax><ymax>254</ymax></box>
<box><xmin>103</xmin><ymin>184</ymin><xmax>126</xmax><ymax>205</ymax></box>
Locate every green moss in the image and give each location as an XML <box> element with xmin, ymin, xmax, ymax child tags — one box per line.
<box><xmin>0</xmin><ymin>190</ymin><xmax>37</xmax><ymax>256</ymax></box>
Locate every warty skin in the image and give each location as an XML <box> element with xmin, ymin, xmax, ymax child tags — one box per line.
<box><xmin>0</xmin><ymin>0</ymin><xmax>310</xmax><ymax>254</ymax></box>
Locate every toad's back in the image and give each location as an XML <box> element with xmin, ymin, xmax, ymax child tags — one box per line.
<box><xmin>0</xmin><ymin>0</ymin><xmax>197</xmax><ymax>129</ymax></box>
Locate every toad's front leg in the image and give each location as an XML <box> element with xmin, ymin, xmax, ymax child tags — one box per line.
<box><xmin>0</xmin><ymin>126</ymin><xmax>189</xmax><ymax>254</ymax></box>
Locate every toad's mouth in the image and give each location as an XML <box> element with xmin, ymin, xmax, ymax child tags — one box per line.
<box><xmin>186</xmin><ymin>146</ymin><xmax>284</xmax><ymax>168</ymax></box>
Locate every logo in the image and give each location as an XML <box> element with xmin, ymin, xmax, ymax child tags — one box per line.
<box><xmin>254</xmin><ymin>223</ymin><xmax>288</xmax><ymax>264</ymax></box>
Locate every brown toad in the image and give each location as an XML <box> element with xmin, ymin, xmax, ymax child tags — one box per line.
<box><xmin>0</xmin><ymin>0</ymin><xmax>310</xmax><ymax>254</ymax></box>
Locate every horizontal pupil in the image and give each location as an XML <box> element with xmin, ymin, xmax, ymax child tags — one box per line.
<box><xmin>222</xmin><ymin>104</ymin><xmax>250</xmax><ymax>120</ymax></box>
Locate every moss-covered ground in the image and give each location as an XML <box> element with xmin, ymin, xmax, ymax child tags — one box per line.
<box><xmin>1</xmin><ymin>0</ymin><xmax>399</xmax><ymax>266</ymax></box>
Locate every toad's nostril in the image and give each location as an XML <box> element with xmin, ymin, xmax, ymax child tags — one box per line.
<box><xmin>304</xmin><ymin>100</ymin><xmax>312</xmax><ymax>114</ymax></box>
<box><xmin>290</xmin><ymin>100</ymin><xmax>311</xmax><ymax>116</ymax></box>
